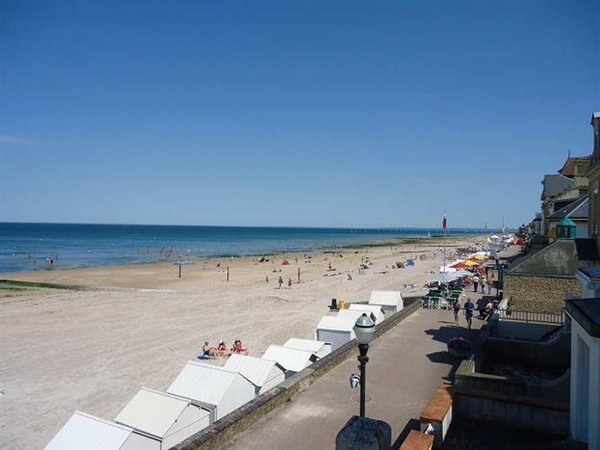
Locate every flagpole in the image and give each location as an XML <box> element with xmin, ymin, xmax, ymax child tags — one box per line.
<box><xmin>442</xmin><ymin>214</ymin><xmax>447</xmax><ymax>273</ymax></box>
<box><xmin>443</xmin><ymin>227</ymin><xmax>446</xmax><ymax>273</ymax></box>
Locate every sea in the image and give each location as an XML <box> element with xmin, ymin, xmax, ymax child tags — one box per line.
<box><xmin>0</xmin><ymin>222</ymin><xmax>487</xmax><ymax>273</ymax></box>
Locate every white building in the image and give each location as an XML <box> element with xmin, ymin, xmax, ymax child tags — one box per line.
<box><xmin>315</xmin><ymin>315</ymin><xmax>357</xmax><ymax>351</ymax></box>
<box><xmin>283</xmin><ymin>337</ymin><xmax>332</xmax><ymax>358</ymax></box>
<box><xmin>565</xmin><ymin>298</ymin><xmax>600</xmax><ymax>450</ymax></box>
<box><xmin>368</xmin><ymin>290</ymin><xmax>403</xmax><ymax>314</ymax></box>
<box><xmin>45</xmin><ymin>411</ymin><xmax>160</xmax><ymax>450</ymax></box>
<box><xmin>167</xmin><ymin>361</ymin><xmax>256</xmax><ymax>422</ymax></box>
<box><xmin>262</xmin><ymin>344</ymin><xmax>315</xmax><ymax>376</ymax></box>
<box><xmin>224</xmin><ymin>354</ymin><xmax>285</xmax><ymax>395</ymax></box>
<box><xmin>339</xmin><ymin>306</ymin><xmax>383</xmax><ymax>325</ymax></box>
<box><xmin>114</xmin><ymin>388</ymin><xmax>209</xmax><ymax>450</ymax></box>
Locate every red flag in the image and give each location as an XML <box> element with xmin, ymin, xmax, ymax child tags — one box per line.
<box><xmin>442</xmin><ymin>216</ymin><xmax>447</xmax><ymax>230</ymax></box>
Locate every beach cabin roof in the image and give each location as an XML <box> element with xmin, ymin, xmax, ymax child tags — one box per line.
<box><xmin>338</xmin><ymin>308</ymin><xmax>376</xmax><ymax>322</ymax></box>
<box><xmin>224</xmin><ymin>354</ymin><xmax>281</xmax><ymax>387</ymax></box>
<box><xmin>167</xmin><ymin>361</ymin><xmax>250</xmax><ymax>407</ymax></box>
<box><xmin>369</xmin><ymin>290</ymin><xmax>402</xmax><ymax>307</ymax></box>
<box><xmin>316</xmin><ymin>315</ymin><xmax>357</xmax><ymax>333</ymax></box>
<box><xmin>339</xmin><ymin>307</ymin><xmax>383</xmax><ymax>324</ymax></box>
<box><xmin>283</xmin><ymin>338</ymin><xmax>328</xmax><ymax>354</ymax></box>
<box><xmin>348</xmin><ymin>303</ymin><xmax>385</xmax><ymax>319</ymax></box>
<box><xmin>45</xmin><ymin>411</ymin><xmax>158</xmax><ymax>450</ymax></box>
<box><xmin>262</xmin><ymin>344</ymin><xmax>314</xmax><ymax>372</ymax></box>
<box><xmin>115</xmin><ymin>388</ymin><xmax>204</xmax><ymax>439</ymax></box>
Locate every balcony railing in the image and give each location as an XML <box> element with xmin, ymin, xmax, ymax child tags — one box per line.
<box><xmin>496</xmin><ymin>307</ymin><xmax>565</xmax><ymax>324</ymax></box>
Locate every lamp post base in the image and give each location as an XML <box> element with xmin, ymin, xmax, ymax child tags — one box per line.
<box><xmin>336</xmin><ymin>415</ymin><xmax>392</xmax><ymax>450</ymax></box>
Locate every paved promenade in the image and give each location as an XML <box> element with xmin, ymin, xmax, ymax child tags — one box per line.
<box><xmin>221</xmin><ymin>306</ymin><xmax>485</xmax><ymax>450</ymax></box>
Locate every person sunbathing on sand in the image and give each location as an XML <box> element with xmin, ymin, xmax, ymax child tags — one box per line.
<box><xmin>202</xmin><ymin>341</ymin><xmax>219</xmax><ymax>357</ymax></box>
<box><xmin>217</xmin><ymin>340</ymin><xmax>231</xmax><ymax>357</ymax></box>
<box><xmin>231</xmin><ymin>339</ymin><xmax>247</xmax><ymax>354</ymax></box>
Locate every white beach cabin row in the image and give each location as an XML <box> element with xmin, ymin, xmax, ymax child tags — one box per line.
<box><xmin>316</xmin><ymin>291</ymin><xmax>403</xmax><ymax>351</ymax></box>
<box><xmin>45</xmin><ymin>293</ymin><xmax>391</xmax><ymax>449</ymax></box>
<box><xmin>45</xmin><ymin>388</ymin><xmax>211</xmax><ymax>450</ymax></box>
<box><xmin>45</xmin><ymin>337</ymin><xmax>334</xmax><ymax>449</ymax></box>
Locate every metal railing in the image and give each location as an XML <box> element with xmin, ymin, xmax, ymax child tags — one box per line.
<box><xmin>421</xmin><ymin>297</ymin><xmax>451</xmax><ymax>309</ymax></box>
<box><xmin>496</xmin><ymin>307</ymin><xmax>565</xmax><ymax>324</ymax></box>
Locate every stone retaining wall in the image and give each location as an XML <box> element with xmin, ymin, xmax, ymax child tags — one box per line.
<box><xmin>174</xmin><ymin>298</ymin><xmax>421</xmax><ymax>450</ymax></box>
<box><xmin>503</xmin><ymin>273</ymin><xmax>579</xmax><ymax>312</ymax></box>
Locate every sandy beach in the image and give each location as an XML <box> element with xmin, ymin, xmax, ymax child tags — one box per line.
<box><xmin>0</xmin><ymin>236</ymin><xmax>479</xmax><ymax>449</ymax></box>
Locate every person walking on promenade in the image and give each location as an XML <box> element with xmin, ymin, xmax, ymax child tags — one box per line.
<box><xmin>464</xmin><ymin>298</ymin><xmax>474</xmax><ymax>329</ymax></box>
<box><xmin>278</xmin><ymin>276</ymin><xmax>284</xmax><ymax>289</ymax></box>
<box><xmin>453</xmin><ymin>299</ymin><xmax>461</xmax><ymax>325</ymax></box>
<box><xmin>473</xmin><ymin>275</ymin><xmax>480</xmax><ymax>293</ymax></box>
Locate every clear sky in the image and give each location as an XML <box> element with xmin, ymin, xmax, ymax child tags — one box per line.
<box><xmin>1</xmin><ymin>1</ymin><xmax>598</xmax><ymax>229</ymax></box>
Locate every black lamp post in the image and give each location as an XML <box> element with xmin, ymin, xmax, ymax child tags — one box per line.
<box><xmin>353</xmin><ymin>313</ymin><xmax>375</xmax><ymax>417</ymax></box>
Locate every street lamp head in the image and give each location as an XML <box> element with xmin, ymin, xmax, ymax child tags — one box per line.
<box><xmin>354</xmin><ymin>313</ymin><xmax>375</xmax><ymax>345</ymax></box>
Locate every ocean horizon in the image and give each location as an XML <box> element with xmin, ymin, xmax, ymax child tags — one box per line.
<box><xmin>0</xmin><ymin>222</ymin><xmax>489</xmax><ymax>273</ymax></box>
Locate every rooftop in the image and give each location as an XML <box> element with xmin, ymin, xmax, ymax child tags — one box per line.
<box><xmin>541</xmin><ymin>173</ymin><xmax>575</xmax><ymax>199</ymax></box>
<box><xmin>565</xmin><ymin>298</ymin><xmax>600</xmax><ymax>338</ymax></box>
<box><xmin>167</xmin><ymin>361</ymin><xmax>246</xmax><ymax>406</ymax></box>
<box><xmin>283</xmin><ymin>338</ymin><xmax>328</xmax><ymax>353</ymax></box>
<box><xmin>508</xmin><ymin>240</ymin><xmax>578</xmax><ymax>276</ymax></box>
<box><xmin>316</xmin><ymin>315</ymin><xmax>357</xmax><ymax>332</ymax></box>
<box><xmin>114</xmin><ymin>388</ymin><xmax>196</xmax><ymax>439</ymax></box>
<box><xmin>224</xmin><ymin>354</ymin><xmax>281</xmax><ymax>387</ymax></box>
<box><xmin>45</xmin><ymin>411</ymin><xmax>139</xmax><ymax>450</ymax></box>
<box><xmin>262</xmin><ymin>345</ymin><xmax>314</xmax><ymax>372</ymax></box>
<box><xmin>548</xmin><ymin>195</ymin><xmax>588</xmax><ymax>221</ymax></box>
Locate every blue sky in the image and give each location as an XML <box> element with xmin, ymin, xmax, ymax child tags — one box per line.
<box><xmin>1</xmin><ymin>1</ymin><xmax>598</xmax><ymax>229</ymax></box>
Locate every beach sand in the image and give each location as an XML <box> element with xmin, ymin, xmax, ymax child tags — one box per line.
<box><xmin>0</xmin><ymin>236</ymin><xmax>478</xmax><ymax>449</ymax></box>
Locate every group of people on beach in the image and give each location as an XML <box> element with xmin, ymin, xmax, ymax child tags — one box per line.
<box><xmin>202</xmin><ymin>339</ymin><xmax>247</xmax><ymax>358</ymax></box>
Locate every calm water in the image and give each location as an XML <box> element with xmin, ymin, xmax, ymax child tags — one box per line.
<box><xmin>0</xmin><ymin>223</ymin><xmax>485</xmax><ymax>273</ymax></box>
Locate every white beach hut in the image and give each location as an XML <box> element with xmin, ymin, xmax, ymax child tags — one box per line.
<box><xmin>315</xmin><ymin>315</ymin><xmax>357</xmax><ymax>351</ymax></box>
<box><xmin>167</xmin><ymin>361</ymin><xmax>256</xmax><ymax>422</ymax></box>
<box><xmin>261</xmin><ymin>344</ymin><xmax>315</xmax><ymax>376</ymax></box>
<box><xmin>45</xmin><ymin>411</ymin><xmax>160</xmax><ymax>450</ymax></box>
<box><xmin>224</xmin><ymin>353</ymin><xmax>285</xmax><ymax>395</ymax></box>
<box><xmin>348</xmin><ymin>303</ymin><xmax>385</xmax><ymax>323</ymax></box>
<box><xmin>114</xmin><ymin>388</ymin><xmax>209</xmax><ymax>450</ymax></box>
<box><xmin>338</xmin><ymin>307</ymin><xmax>383</xmax><ymax>325</ymax></box>
<box><xmin>368</xmin><ymin>290</ymin><xmax>403</xmax><ymax>315</ymax></box>
<box><xmin>283</xmin><ymin>337</ymin><xmax>332</xmax><ymax>358</ymax></box>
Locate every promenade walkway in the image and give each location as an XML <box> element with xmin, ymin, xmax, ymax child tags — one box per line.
<box><xmin>221</xmin><ymin>306</ymin><xmax>485</xmax><ymax>450</ymax></box>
